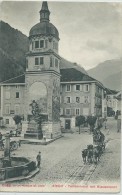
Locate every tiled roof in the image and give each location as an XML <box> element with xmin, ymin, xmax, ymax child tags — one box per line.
<box><xmin>60</xmin><ymin>68</ymin><xmax>96</xmax><ymax>82</ymax></box>
<box><xmin>0</xmin><ymin>74</ymin><xmax>25</xmax><ymax>84</ymax></box>
<box><xmin>0</xmin><ymin>68</ymin><xmax>99</xmax><ymax>85</ymax></box>
<box><xmin>105</xmin><ymin>88</ymin><xmax>119</xmax><ymax>95</ymax></box>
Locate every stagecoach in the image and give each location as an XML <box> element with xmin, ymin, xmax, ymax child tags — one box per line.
<box><xmin>82</xmin><ymin>130</ymin><xmax>105</xmax><ymax>164</ymax></box>
<box><xmin>93</xmin><ymin>130</ymin><xmax>105</xmax><ymax>151</ymax></box>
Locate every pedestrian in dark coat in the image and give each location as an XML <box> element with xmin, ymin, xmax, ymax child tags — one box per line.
<box><xmin>0</xmin><ymin>132</ymin><xmax>2</xmax><ymax>140</ymax></box>
<box><xmin>36</xmin><ymin>151</ymin><xmax>41</xmax><ymax>168</ymax></box>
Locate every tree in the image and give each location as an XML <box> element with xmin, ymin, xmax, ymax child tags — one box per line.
<box><xmin>13</xmin><ymin>115</ymin><xmax>22</xmax><ymax>128</ymax></box>
<box><xmin>13</xmin><ymin>115</ymin><xmax>22</xmax><ymax>136</ymax></box>
<box><xmin>87</xmin><ymin>116</ymin><xmax>97</xmax><ymax>133</ymax></box>
<box><xmin>76</xmin><ymin>115</ymin><xmax>85</xmax><ymax>134</ymax></box>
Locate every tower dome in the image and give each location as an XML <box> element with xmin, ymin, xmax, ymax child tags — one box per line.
<box><xmin>29</xmin><ymin>1</ymin><xmax>59</xmax><ymax>40</ymax></box>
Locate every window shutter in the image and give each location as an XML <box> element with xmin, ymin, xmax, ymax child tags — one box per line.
<box><xmin>80</xmin><ymin>85</ymin><xmax>82</xmax><ymax>91</ymax></box>
<box><xmin>88</xmin><ymin>96</ymin><xmax>90</xmax><ymax>103</ymax></box>
<box><xmin>50</xmin><ymin>56</ymin><xmax>53</xmax><ymax>67</ymax></box>
<box><xmin>70</xmin><ymin>97</ymin><xmax>71</xmax><ymax>103</ymax></box>
<box><xmin>35</xmin><ymin>41</ymin><xmax>39</xmax><ymax>48</ymax></box>
<box><xmin>64</xmin><ymin>97</ymin><xmax>66</xmax><ymax>103</ymax></box>
<box><xmin>45</xmin><ymin>40</ymin><xmax>48</xmax><ymax>48</ymax></box>
<box><xmin>60</xmin><ymin>108</ymin><xmax>63</xmax><ymax>115</ymax></box>
<box><xmin>80</xmin><ymin>96</ymin><xmax>84</xmax><ymax>103</ymax></box>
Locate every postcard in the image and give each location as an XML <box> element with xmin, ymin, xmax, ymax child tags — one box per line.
<box><xmin>0</xmin><ymin>0</ymin><xmax>121</xmax><ymax>193</ymax></box>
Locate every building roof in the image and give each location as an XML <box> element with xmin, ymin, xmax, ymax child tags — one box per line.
<box><xmin>105</xmin><ymin>88</ymin><xmax>119</xmax><ymax>95</ymax></box>
<box><xmin>0</xmin><ymin>74</ymin><xmax>25</xmax><ymax>84</ymax></box>
<box><xmin>29</xmin><ymin>2</ymin><xmax>59</xmax><ymax>40</ymax></box>
<box><xmin>29</xmin><ymin>22</ymin><xmax>59</xmax><ymax>40</ymax></box>
<box><xmin>0</xmin><ymin>68</ymin><xmax>104</xmax><ymax>89</ymax></box>
<box><xmin>60</xmin><ymin>68</ymin><xmax>96</xmax><ymax>82</ymax></box>
<box><xmin>115</xmin><ymin>91</ymin><xmax>122</xmax><ymax>100</ymax></box>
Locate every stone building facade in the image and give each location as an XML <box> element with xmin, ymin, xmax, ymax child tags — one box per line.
<box><xmin>0</xmin><ymin>77</ymin><xmax>25</xmax><ymax>127</ymax></box>
<box><xmin>60</xmin><ymin>68</ymin><xmax>105</xmax><ymax>130</ymax></box>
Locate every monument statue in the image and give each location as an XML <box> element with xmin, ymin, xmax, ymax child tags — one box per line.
<box><xmin>30</xmin><ymin>100</ymin><xmax>39</xmax><ymax>116</ymax></box>
<box><xmin>28</xmin><ymin>100</ymin><xmax>43</xmax><ymax>139</ymax></box>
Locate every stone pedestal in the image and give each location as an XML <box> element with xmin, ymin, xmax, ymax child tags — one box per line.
<box><xmin>23</xmin><ymin>120</ymin><xmax>43</xmax><ymax>140</ymax></box>
<box><xmin>42</xmin><ymin>121</ymin><xmax>61</xmax><ymax>139</ymax></box>
<box><xmin>22</xmin><ymin>121</ymin><xmax>29</xmax><ymax>136</ymax></box>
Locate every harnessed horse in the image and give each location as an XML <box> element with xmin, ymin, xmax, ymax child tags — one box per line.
<box><xmin>92</xmin><ymin>130</ymin><xmax>105</xmax><ymax>163</ymax></box>
<box><xmin>82</xmin><ymin>149</ymin><xmax>88</xmax><ymax>164</ymax></box>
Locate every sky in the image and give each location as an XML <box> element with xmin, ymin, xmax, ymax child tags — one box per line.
<box><xmin>0</xmin><ymin>0</ymin><xmax>122</xmax><ymax>70</ymax></box>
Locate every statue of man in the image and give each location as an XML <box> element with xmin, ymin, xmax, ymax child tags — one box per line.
<box><xmin>30</xmin><ymin>100</ymin><xmax>38</xmax><ymax>116</ymax></box>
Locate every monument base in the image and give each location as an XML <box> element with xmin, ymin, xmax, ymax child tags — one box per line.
<box><xmin>42</xmin><ymin>121</ymin><xmax>61</xmax><ymax>139</ymax></box>
<box><xmin>23</xmin><ymin>120</ymin><xmax>43</xmax><ymax>140</ymax></box>
<box><xmin>3</xmin><ymin>158</ymin><xmax>11</xmax><ymax>168</ymax></box>
<box><xmin>22</xmin><ymin>121</ymin><xmax>61</xmax><ymax>140</ymax></box>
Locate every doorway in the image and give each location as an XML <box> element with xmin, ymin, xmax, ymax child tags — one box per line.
<box><xmin>65</xmin><ymin>119</ymin><xmax>71</xmax><ymax>129</ymax></box>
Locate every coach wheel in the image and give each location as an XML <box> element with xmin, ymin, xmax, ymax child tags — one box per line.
<box><xmin>10</xmin><ymin>141</ymin><xmax>18</xmax><ymax>151</ymax></box>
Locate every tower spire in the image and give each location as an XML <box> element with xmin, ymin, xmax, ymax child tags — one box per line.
<box><xmin>40</xmin><ymin>1</ymin><xmax>50</xmax><ymax>22</ymax></box>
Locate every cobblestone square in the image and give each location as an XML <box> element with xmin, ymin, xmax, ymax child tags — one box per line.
<box><xmin>0</xmin><ymin>118</ymin><xmax>120</xmax><ymax>188</ymax></box>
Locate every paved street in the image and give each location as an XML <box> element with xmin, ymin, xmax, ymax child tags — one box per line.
<box><xmin>88</xmin><ymin>117</ymin><xmax>121</xmax><ymax>186</ymax></box>
<box><xmin>11</xmin><ymin>131</ymin><xmax>93</xmax><ymax>185</ymax></box>
<box><xmin>0</xmin><ymin>117</ymin><xmax>121</xmax><ymax>192</ymax></box>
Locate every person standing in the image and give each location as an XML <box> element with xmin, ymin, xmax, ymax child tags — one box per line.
<box><xmin>104</xmin><ymin>118</ymin><xmax>107</xmax><ymax>129</ymax></box>
<box><xmin>36</xmin><ymin>151</ymin><xmax>41</xmax><ymax>169</ymax></box>
<box><xmin>117</xmin><ymin>114</ymin><xmax>121</xmax><ymax>132</ymax></box>
<box><xmin>0</xmin><ymin>132</ymin><xmax>2</xmax><ymax>140</ymax></box>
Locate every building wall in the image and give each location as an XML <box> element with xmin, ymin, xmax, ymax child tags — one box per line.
<box><xmin>29</xmin><ymin>36</ymin><xmax>58</xmax><ymax>54</ymax></box>
<box><xmin>117</xmin><ymin>100</ymin><xmax>121</xmax><ymax>111</ymax></box>
<box><xmin>60</xmin><ymin>83</ymin><xmax>91</xmax><ymax>118</ymax></box>
<box><xmin>90</xmin><ymin>83</ymin><xmax>95</xmax><ymax>115</ymax></box>
<box><xmin>102</xmin><ymin>99</ymin><xmax>107</xmax><ymax>118</ymax></box>
<box><xmin>27</xmin><ymin>54</ymin><xmax>60</xmax><ymax>73</ymax></box>
<box><xmin>60</xmin><ymin>82</ymin><xmax>104</xmax><ymax>129</ymax></box>
<box><xmin>107</xmin><ymin>94</ymin><xmax>118</xmax><ymax>112</ymax></box>
<box><xmin>60</xmin><ymin>116</ymin><xmax>76</xmax><ymax>130</ymax></box>
<box><xmin>27</xmin><ymin>35</ymin><xmax>60</xmax><ymax>73</ymax></box>
<box><xmin>1</xmin><ymin>84</ymin><xmax>25</xmax><ymax>126</ymax></box>
<box><xmin>0</xmin><ymin>80</ymin><xmax>105</xmax><ymax>129</ymax></box>
<box><xmin>94</xmin><ymin>84</ymin><xmax>103</xmax><ymax>116</ymax></box>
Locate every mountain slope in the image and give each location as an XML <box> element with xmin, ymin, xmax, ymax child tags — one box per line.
<box><xmin>88</xmin><ymin>59</ymin><xmax>122</xmax><ymax>90</ymax></box>
<box><xmin>0</xmin><ymin>21</ymin><xmax>29</xmax><ymax>82</ymax></box>
<box><xmin>103</xmin><ymin>71</ymin><xmax>122</xmax><ymax>90</ymax></box>
<box><xmin>60</xmin><ymin>58</ymin><xmax>87</xmax><ymax>74</ymax></box>
<box><xmin>0</xmin><ymin>21</ymin><xmax>87</xmax><ymax>82</ymax></box>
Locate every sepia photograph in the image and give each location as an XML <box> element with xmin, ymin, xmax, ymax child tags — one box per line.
<box><xmin>0</xmin><ymin>0</ymin><xmax>121</xmax><ymax>193</ymax></box>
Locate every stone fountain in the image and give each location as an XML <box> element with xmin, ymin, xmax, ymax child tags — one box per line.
<box><xmin>0</xmin><ymin>133</ymin><xmax>38</xmax><ymax>182</ymax></box>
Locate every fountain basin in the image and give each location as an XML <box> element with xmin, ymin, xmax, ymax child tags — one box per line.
<box><xmin>0</xmin><ymin>156</ymin><xmax>38</xmax><ymax>182</ymax></box>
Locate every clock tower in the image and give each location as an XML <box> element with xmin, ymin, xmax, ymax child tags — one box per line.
<box><xmin>24</xmin><ymin>1</ymin><xmax>61</xmax><ymax>139</ymax></box>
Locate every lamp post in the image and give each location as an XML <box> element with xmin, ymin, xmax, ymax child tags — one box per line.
<box><xmin>3</xmin><ymin>133</ymin><xmax>11</xmax><ymax>167</ymax></box>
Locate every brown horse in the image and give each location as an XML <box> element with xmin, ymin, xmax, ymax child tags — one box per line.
<box><xmin>93</xmin><ymin>145</ymin><xmax>102</xmax><ymax>164</ymax></box>
<box><xmin>87</xmin><ymin>144</ymin><xmax>93</xmax><ymax>164</ymax></box>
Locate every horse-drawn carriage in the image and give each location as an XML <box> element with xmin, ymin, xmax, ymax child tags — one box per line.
<box><xmin>0</xmin><ymin>137</ymin><xmax>21</xmax><ymax>151</ymax></box>
<box><xmin>82</xmin><ymin>129</ymin><xmax>105</xmax><ymax>164</ymax></box>
<box><xmin>93</xmin><ymin>130</ymin><xmax>105</xmax><ymax>150</ymax></box>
